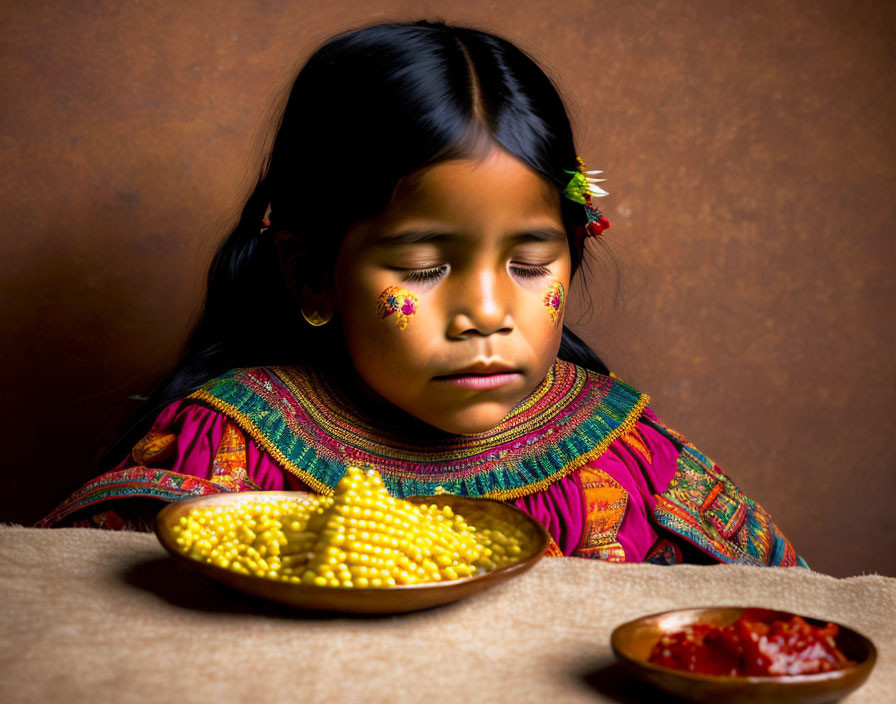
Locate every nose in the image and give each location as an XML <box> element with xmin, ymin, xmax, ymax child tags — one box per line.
<box><xmin>446</xmin><ymin>268</ymin><xmax>513</xmax><ymax>338</ymax></box>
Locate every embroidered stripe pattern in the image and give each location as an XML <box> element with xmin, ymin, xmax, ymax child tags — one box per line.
<box><xmin>543</xmin><ymin>537</ymin><xmax>565</xmax><ymax>557</ymax></box>
<box><xmin>37</xmin><ymin>467</ymin><xmax>232</xmax><ymax>527</ymax></box>
<box><xmin>574</xmin><ymin>466</ymin><xmax>627</xmax><ymax>562</ymax></box>
<box><xmin>210</xmin><ymin>422</ymin><xmax>263</xmax><ymax>492</ymax></box>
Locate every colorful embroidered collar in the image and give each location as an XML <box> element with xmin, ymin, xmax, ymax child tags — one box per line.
<box><xmin>189</xmin><ymin>359</ymin><xmax>649</xmax><ymax>500</ymax></box>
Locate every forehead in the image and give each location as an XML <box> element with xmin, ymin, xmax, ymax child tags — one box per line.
<box><xmin>361</xmin><ymin>147</ymin><xmax>563</xmax><ymax>237</ymax></box>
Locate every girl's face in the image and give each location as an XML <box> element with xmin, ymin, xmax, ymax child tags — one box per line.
<box><xmin>331</xmin><ymin>146</ymin><xmax>571</xmax><ymax>435</ymax></box>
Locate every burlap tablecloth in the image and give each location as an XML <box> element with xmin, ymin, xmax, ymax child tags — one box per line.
<box><xmin>0</xmin><ymin>526</ymin><xmax>892</xmax><ymax>703</ymax></box>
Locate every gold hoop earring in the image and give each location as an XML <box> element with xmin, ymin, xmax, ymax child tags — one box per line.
<box><xmin>301</xmin><ymin>309</ymin><xmax>332</xmax><ymax>327</ymax></box>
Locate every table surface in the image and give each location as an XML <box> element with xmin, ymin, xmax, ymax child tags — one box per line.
<box><xmin>1</xmin><ymin>526</ymin><xmax>893</xmax><ymax>704</ymax></box>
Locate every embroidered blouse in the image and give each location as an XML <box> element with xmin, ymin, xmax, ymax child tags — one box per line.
<box><xmin>40</xmin><ymin>360</ymin><xmax>806</xmax><ymax>568</ymax></box>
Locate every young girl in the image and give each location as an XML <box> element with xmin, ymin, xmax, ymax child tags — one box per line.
<box><xmin>41</xmin><ymin>20</ymin><xmax>806</xmax><ymax>568</ymax></box>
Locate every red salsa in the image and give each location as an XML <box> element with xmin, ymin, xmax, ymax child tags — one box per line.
<box><xmin>648</xmin><ymin>608</ymin><xmax>854</xmax><ymax>676</ymax></box>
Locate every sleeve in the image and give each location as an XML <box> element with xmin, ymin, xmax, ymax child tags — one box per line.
<box><xmin>38</xmin><ymin>400</ymin><xmax>311</xmax><ymax>530</ymax></box>
<box><xmin>637</xmin><ymin>409</ymin><xmax>808</xmax><ymax>568</ymax></box>
<box><xmin>514</xmin><ymin>408</ymin><xmax>807</xmax><ymax>567</ymax></box>
<box><xmin>118</xmin><ymin>400</ymin><xmax>306</xmax><ymax>492</ymax></box>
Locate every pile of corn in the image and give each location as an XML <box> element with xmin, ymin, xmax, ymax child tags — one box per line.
<box><xmin>172</xmin><ymin>466</ymin><xmax>525</xmax><ymax>587</ymax></box>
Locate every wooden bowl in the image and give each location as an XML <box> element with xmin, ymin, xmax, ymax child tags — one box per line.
<box><xmin>610</xmin><ymin>606</ymin><xmax>877</xmax><ymax>703</ymax></box>
<box><xmin>155</xmin><ymin>491</ymin><xmax>549</xmax><ymax>614</ymax></box>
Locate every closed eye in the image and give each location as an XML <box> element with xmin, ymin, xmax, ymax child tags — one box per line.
<box><xmin>401</xmin><ymin>265</ymin><xmax>448</xmax><ymax>283</ymax></box>
<box><xmin>509</xmin><ymin>263</ymin><xmax>552</xmax><ymax>279</ymax></box>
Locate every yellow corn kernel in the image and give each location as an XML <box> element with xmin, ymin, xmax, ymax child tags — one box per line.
<box><xmin>175</xmin><ymin>467</ymin><xmax>530</xmax><ymax>587</ymax></box>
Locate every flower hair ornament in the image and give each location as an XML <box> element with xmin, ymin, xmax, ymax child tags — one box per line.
<box><xmin>563</xmin><ymin>157</ymin><xmax>610</xmax><ymax>238</ymax></box>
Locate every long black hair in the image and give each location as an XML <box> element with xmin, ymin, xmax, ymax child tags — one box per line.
<box><xmin>79</xmin><ymin>19</ymin><xmax>610</xmax><ymax>488</ymax></box>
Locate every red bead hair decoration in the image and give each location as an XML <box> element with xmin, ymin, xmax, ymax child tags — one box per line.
<box><xmin>563</xmin><ymin>156</ymin><xmax>610</xmax><ymax>240</ymax></box>
<box><xmin>583</xmin><ymin>192</ymin><xmax>611</xmax><ymax>237</ymax></box>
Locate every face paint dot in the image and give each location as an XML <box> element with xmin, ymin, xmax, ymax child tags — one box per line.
<box><xmin>543</xmin><ymin>280</ymin><xmax>566</xmax><ymax>328</ymax></box>
<box><xmin>377</xmin><ymin>286</ymin><xmax>419</xmax><ymax>331</ymax></box>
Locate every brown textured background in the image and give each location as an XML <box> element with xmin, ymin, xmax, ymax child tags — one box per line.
<box><xmin>2</xmin><ymin>0</ymin><xmax>893</xmax><ymax>577</ymax></box>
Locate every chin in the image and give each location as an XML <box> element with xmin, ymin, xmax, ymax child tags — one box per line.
<box><xmin>421</xmin><ymin>405</ymin><xmax>511</xmax><ymax>436</ymax></box>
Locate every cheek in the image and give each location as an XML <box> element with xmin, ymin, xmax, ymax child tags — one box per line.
<box><xmin>375</xmin><ymin>286</ymin><xmax>419</xmax><ymax>331</ymax></box>
<box><xmin>541</xmin><ymin>278</ymin><xmax>567</xmax><ymax>328</ymax></box>
<box><xmin>340</xmin><ymin>283</ymin><xmax>436</xmax><ymax>384</ymax></box>
<box><xmin>516</xmin><ymin>276</ymin><xmax>567</xmax><ymax>370</ymax></box>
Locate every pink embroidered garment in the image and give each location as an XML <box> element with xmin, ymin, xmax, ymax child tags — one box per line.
<box><xmin>41</xmin><ymin>361</ymin><xmax>805</xmax><ymax>567</ymax></box>
<box><xmin>110</xmin><ymin>400</ymin><xmax>675</xmax><ymax>561</ymax></box>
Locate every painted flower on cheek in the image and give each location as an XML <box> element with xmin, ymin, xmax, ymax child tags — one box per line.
<box><xmin>376</xmin><ymin>286</ymin><xmax>419</xmax><ymax>331</ymax></box>
<box><xmin>543</xmin><ymin>279</ymin><xmax>566</xmax><ymax>328</ymax></box>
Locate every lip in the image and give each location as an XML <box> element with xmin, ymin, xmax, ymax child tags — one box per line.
<box><xmin>441</xmin><ymin>361</ymin><xmax>518</xmax><ymax>376</ymax></box>
<box><xmin>432</xmin><ymin>361</ymin><xmax>523</xmax><ymax>390</ymax></box>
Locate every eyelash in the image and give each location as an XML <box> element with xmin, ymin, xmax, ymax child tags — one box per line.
<box><xmin>400</xmin><ymin>263</ymin><xmax>552</xmax><ymax>282</ymax></box>
<box><xmin>402</xmin><ymin>265</ymin><xmax>448</xmax><ymax>282</ymax></box>
<box><xmin>510</xmin><ymin>263</ymin><xmax>552</xmax><ymax>279</ymax></box>
<box><xmin>402</xmin><ymin>264</ymin><xmax>551</xmax><ymax>282</ymax></box>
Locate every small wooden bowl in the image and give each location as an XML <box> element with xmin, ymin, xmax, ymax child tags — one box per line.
<box><xmin>155</xmin><ymin>491</ymin><xmax>549</xmax><ymax>614</ymax></box>
<box><xmin>611</xmin><ymin>606</ymin><xmax>877</xmax><ymax>703</ymax></box>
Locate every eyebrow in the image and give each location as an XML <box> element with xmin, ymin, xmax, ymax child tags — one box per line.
<box><xmin>375</xmin><ymin>226</ymin><xmax>567</xmax><ymax>246</ymax></box>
